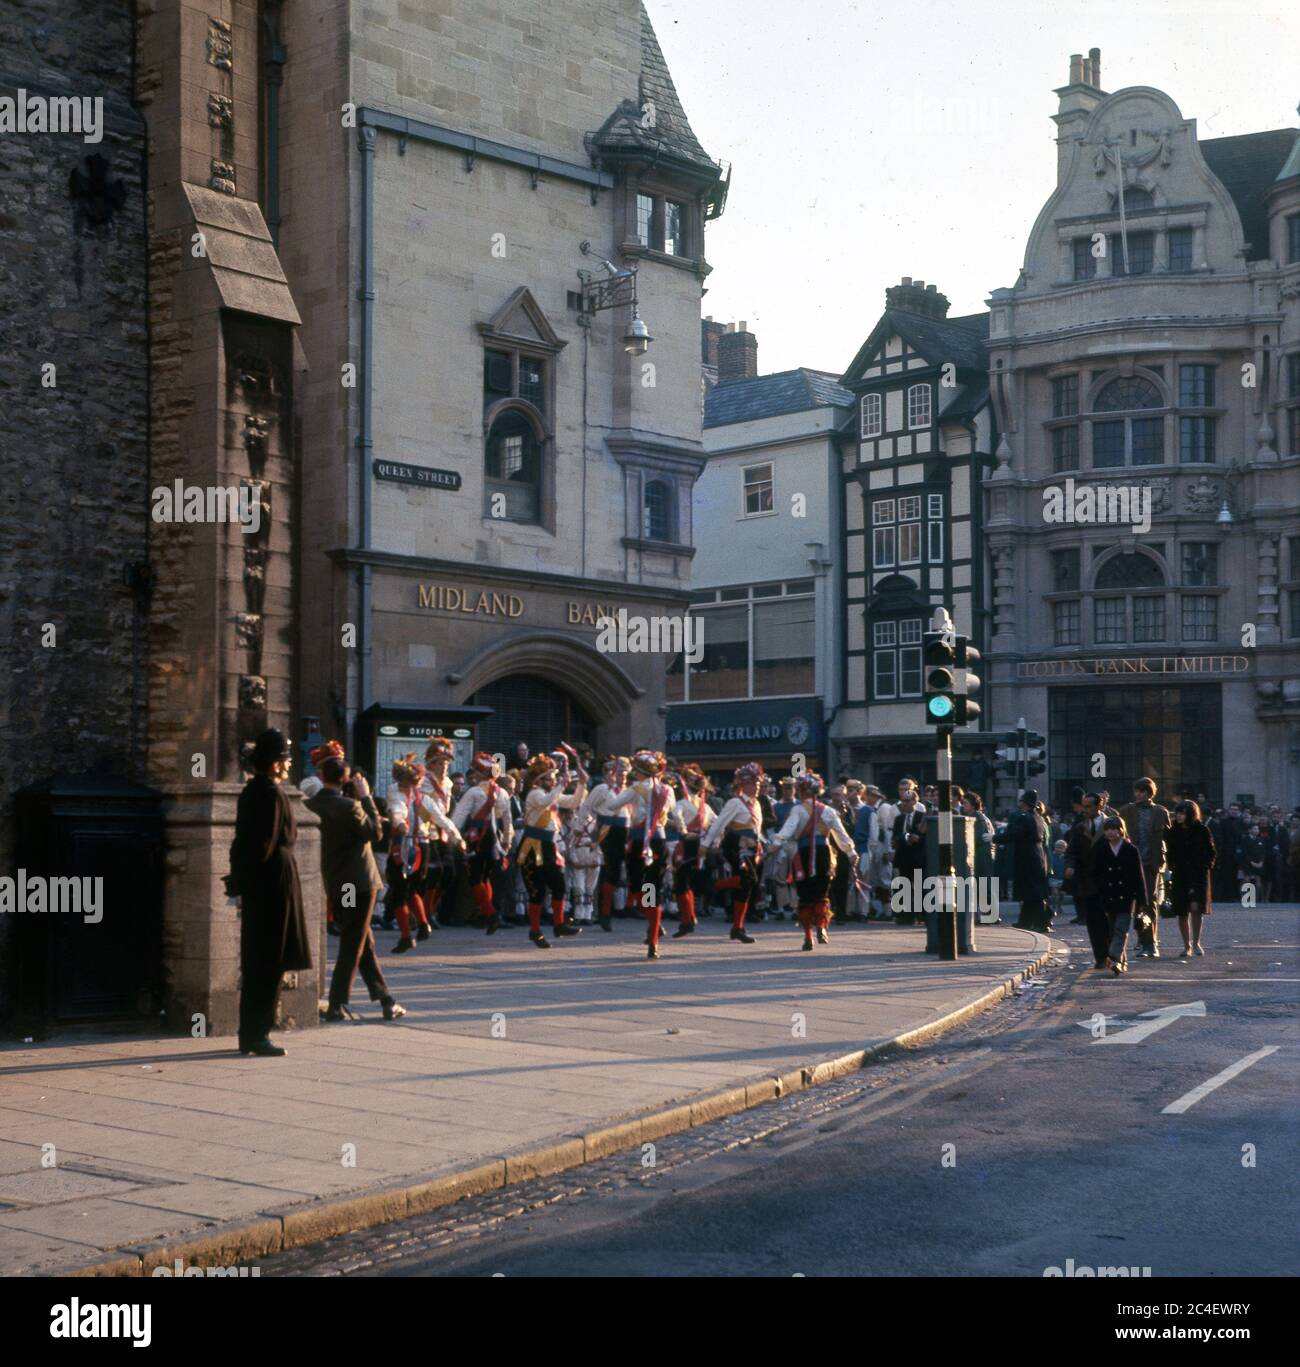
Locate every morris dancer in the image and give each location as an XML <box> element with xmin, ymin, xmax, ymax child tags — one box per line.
<box><xmin>776</xmin><ymin>772</ymin><xmax>858</xmax><ymax>951</ymax></box>
<box><xmin>517</xmin><ymin>748</ymin><xmax>588</xmax><ymax>948</ymax></box>
<box><xmin>669</xmin><ymin>763</ymin><xmax>714</xmax><ymax>939</ymax></box>
<box><xmin>577</xmin><ymin>755</ymin><xmax>637</xmax><ymax>932</ymax></box>
<box><xmin>700</xmin><ymin>762</ymin><xmax>765</xmax><ymax>944</ymax></box>
<box><xmin>386</xmin><ymin>754</ymin><xmax>431</xmax><ymax>954</ymax></box>
<box><xmin>452</xmin><ymin>751</ymin><xmax>514</xmax><ymax>935</ymax></box>
<box><xmin>625</xmin><ymin>750</ymin><xmax>682</xmax><ymax>958</ymax></box>
<box><xmin>420</xmin><ymin>737</ymin><xmax>467</xmax><ymax>928</ymax></box>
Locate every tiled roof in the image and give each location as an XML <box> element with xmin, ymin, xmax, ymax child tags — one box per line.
<box><xmin>704</xmin><ymin>368</ymin><xmax>855</xmax><ymax>428</ymax></box>
<box><xmin>841</xmin><ymin>307</ymin><xmax>989</xmax><ymax>387</ymax></box>
<box><xmin>940</xmin><ymin>378</ymin><xmax>990</xmax><ymax>424</ymax></box>
<box><xmin>1199</xmin><ymin>128</ymin><xmax>1298</xmax><ymax>261</ymax></box>
<box><xmin>590</xmin><ymin>5</ymin><xmax>718</xmax><ymax>178</ymax></box>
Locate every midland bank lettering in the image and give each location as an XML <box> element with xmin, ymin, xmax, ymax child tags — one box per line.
<box><xmin>416</xmin><ymin>582</ymin><xmax>633</xmax><ymax>626</ymax></box>
<box><xmin>418</xmin><ymin>584</ymin><xmax>523</xmax><ymax>617</ymax></box>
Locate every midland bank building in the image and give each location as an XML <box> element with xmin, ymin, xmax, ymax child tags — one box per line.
<box><xmin>287</xmin><ymin>4</ymin><xmax>728</xmax><ymax>769</ymax></box>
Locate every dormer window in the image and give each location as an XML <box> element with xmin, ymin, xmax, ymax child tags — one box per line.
<box><xmin>631</xmin><ymin>190</ymin><xmax>696</xmax><ymax>259</ymax></box>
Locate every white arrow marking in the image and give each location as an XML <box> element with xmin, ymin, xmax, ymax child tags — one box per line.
<box><xmin>1095</xmin><ymin>1000</ymin><xmax>1206</xmax><ymax>1045</ymax></box>
<box><xmin>1162</xmin><ymin>1046</ymin><xmax>1281</xmax><ymax>1114</ymax></box>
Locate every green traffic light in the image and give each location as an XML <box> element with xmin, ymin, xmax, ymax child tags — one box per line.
<box><xmin>926</xmin><ymin>695</ymin><xmax>955</xmax><ymax>720</ymax></box>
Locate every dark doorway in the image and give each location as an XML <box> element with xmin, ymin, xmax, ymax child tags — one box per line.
<box><xmin>1048</xmin><ymin>684</ymin><xmax>1223</xmax><ymax>808</ymax></box>
<box><xmin>469</xmin><ymin>675</ymin><xmax>596</xmax><ymax>758</ymax></box>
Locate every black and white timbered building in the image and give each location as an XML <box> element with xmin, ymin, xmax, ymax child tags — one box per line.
<box><xmin>832</xmin><ymin>278</ymin><xmax>997</xmax><ymax>793</ymax></box>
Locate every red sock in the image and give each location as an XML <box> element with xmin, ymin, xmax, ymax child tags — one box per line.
<box><xmin>599</xmin><ymin>883</ymin><xmax>614</xmax><ymax>919</ymax></box>
<box><xmin>473</xmin><ymin>882</ymin><xmax>496</xmax><ymax>922</ymax></box>
<box><xmin>732</xmin><ymin>899</ymin><xmax>749</xmax><ymax>930</ymax></box>
<box><xmin>410</xmin><ymin>893</ymin><xmax>428</xmax><ymax>929</ymax></box>
<box><xmin>645</xmin><ymin>904</ymin><xmax>663</xmax><ymax>944</ymax></box>
<box><xmin>817</xmin><ymin>901</ymin><xmax>831</xmax><ymax>929</ymax></box>
<box><xmin>528</xmin><ymin>902</ymin><xmax>542</xmax><ymax>935</ymax></box>
<box><xmin>798</xmin><ymin>905</ymin><xmax>813</xmax><ymax>938</ymax></box>
<box><xmin>396</xmin><ymin>902</ymin><xmax>411</xmax><ymax>938</ymax></box>
<box><xmin>551</xmin><ymin>898</ymin><xmax>566</xmax><ymax>928</ymax></box>
<box><xmin>678</xmin><ymin>890</ymin><xmax>696</xmax><ymax>926</ymax></box>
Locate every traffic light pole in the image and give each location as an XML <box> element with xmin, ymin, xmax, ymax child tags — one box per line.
<box><xmin>1017</xmin><ymin>719</ymin><xmax>1027</xmax><ymax>799</ymax></box>
<box><xmin>936</xmin><ymin>724</ymin><xmax>958</xmax><ymax>961</ymax></box>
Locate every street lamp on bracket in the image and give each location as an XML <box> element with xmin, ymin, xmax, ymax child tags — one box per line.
<box><xmin>576</xmin><ymin>240</ymin><xmax>654</xmax><ymax>356</ymax></box>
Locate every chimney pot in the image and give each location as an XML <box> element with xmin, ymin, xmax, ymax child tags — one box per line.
<box><xmin>1089</xmin><ymin>47</ymin><xmax>1101</xmax><ymax>87</ymax></box>
<box><xmin>914</xmin><ymin>280</ymin><xmax>925</xmax><ymax>289</ymax></box>
<box><xmin>739</xmin><ymin>320</ymin><xmax>748</xmax><ymax>332</ymax></box>
<box><xmin>1069</xmin><ymin>53</ymin><xmax>1083</xmax><ymax>84</ymax></box>
<box><xmin>901</xmin><ymin>276</ymin><xmax>912</xmax><ymax>287</ymax></box>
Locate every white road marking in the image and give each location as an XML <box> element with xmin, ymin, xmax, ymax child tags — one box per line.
<box><xmin>1162</xmin><ymin>1046</ymin><xmax>1282</xmax><ymax>1115</ymax></box>
<box><xmin>1095</xmin><ymin>1000</ymin><xmax>1206</xmax><ymax>1045</ymax></box>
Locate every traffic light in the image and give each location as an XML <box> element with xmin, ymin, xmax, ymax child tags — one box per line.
<box><xmin>994</xmin><ymin>733</ymin><xmax>1020</xmax><ymax>776</ymax></box>
<box><xmin>1024</xmin><ymin>730</ymin><xmax>1047</xmax><ymax>777</ymax></box>
<box><xmin>954</xmin><ymin>636</ymin><xmax>981</xmax><ymax>725</ymax></box>
<box><xmin>922</xmin><ymin>630</ymin><xmax>956</xmax><ymax>725</ymax></box>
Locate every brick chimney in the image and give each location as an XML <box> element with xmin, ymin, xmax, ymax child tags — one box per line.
<box><xmin>885</xmin><ymin>277</ymin><xmax>951</xmax><ymax>319</ymax></box>
<box><xmin>717</xmin><ymin>320</ymin><xmax>758</xmax><ymax>382</ymax></box>
<box><xmin>1053</xmin><ymin>47</ymin><xmax>1106</xmax><ymax>182</ymax></box>
<box><xmin>701</xmin><ymin>316</ymin><xmax>726</xmax><ymax>369</ymax></box>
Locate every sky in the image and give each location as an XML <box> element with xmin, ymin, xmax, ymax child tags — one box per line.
<box><xmin>645</xmin><ymin>0</ymin><xmax>1300</xmax><ymax>376</ymax></box>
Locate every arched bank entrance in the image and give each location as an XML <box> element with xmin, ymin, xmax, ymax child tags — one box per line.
<box><xmin>470</xmin><ymin>675</ymin><xmax>596</xmax><ymax>757</ymax></box>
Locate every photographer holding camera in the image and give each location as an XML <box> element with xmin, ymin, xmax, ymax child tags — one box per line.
<box><xmin>305</xmin><ymin>741</ymin><xmax>406</xmax><ymax>1022</ymax></box>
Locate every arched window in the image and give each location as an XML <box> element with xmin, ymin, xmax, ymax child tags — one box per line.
<box><xmin>1093</xmin><ymin>552</ymin><xmax>1167</xmax><ymax>645</ymax></box>
<box><xmin>1094</xmin><ymin>552</ymin><xmax>1165</xmax><ymax>590</ymax></box>
<box><xmin>1091</xmin><ymin>375</ymin><xmax>1165</xmax><ymax>467</ymax></box>
<box><xmin>861</xmin><ymin>392</ymin><xmax>882</xmax><ymax>438</ymax></box>
<box><xmin>1094</xmin><ymin>377</ymin><xmax>1162</xmax><ymax>411</ymax></box>
<box><xmin>1123</xmin><ymin>187</ymin><xmax>1154</xmax><ymax>212</ymax></box>
<box><xmin>485</xmin><ymin>409</ymin><xmax>542</xmax><ymax>523</ymax></box>
<box><xmin>642</xmin><ymin>478</ymin><xmax>675</xmax><ymax>542</ymax></box>
<box><xmin>906</xmin><ymin>382</ymin><xmax>931</xmax><ymax>429</ymax></box>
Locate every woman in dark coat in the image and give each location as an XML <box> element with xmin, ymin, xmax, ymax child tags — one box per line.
<box><xmin>230</xmin><ymin>728</ymin><xmax>312</xmax><ymax>1056</ymax></box>
<box><xmin>997</xmin><ymin>790</ymin><xmax>1052</xmax><ymax>931</ymax></box>
<box><xmin>1092</xmin><ymin>817</ymin><xmax>1148</xmax><ymax>976</ymax></box>
<box><xmin>1166</xmin><ymin>799</ymin><xmax>1215</xmax><ymax>958</ymax></box>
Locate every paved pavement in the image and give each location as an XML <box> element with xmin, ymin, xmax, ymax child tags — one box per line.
<box><xmin>0</xmin><ymin>913</ymin><xmax>1046</xmax><ymax>1275</ymax></box>
<box><xmin>263</xmin><ymin>904</ymin><xmax>1299</xmax><ymax>1280</ymax></box>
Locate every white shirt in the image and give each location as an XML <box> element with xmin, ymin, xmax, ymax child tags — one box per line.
<box><xmin>700</xmin><ymin>795</ymin><xmax>762</xmax><ymax>851</ymax></box>
<box><xmin>418</xmin><ymin>771</ymin><xmax>464</xmax><ymax>845</ymax></box>
<box><xmin>387</xmin><ymin>781</ymin><xmax>430</xmax><ymax>838</ymax></box>
<box><xmin>628</xmin><ymin>778</ymin><xmax>682</xmax><ymax>833</ymax></box>
<box><xmin>577</xmin><ymin>782</ymin><xmax>638</xmax><ymax>825</ymax></box>
<box><xmin>776</xmin><ymin>800</ymin><xmax>856</xmax><ymax>856</ymax></box>
<box><xmin>674</xmin><ymin>794</ymin><xmax>714</xmax><ymax>839</ymax></box>
<box><xmin>523</xmin><ymin>782</ymin><xmax>586</xmax><ymax>833</ymax></box>
<box><xmin>452</xmin><ymin>782</ymin><xmax>514</xmax><ymax>849</ymax></box>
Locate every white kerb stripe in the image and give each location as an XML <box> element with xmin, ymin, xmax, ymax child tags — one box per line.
<box><xmin>1161</xmin><ymin>1046</ymin><xmax>1281</xmax><ymax>1115</ymax></box>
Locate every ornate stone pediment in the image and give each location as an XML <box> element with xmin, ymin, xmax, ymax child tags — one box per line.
<box><xmin>476</xmin><ymin>287</ymin><xmax>567</xmax><ymax>354</ymax></box>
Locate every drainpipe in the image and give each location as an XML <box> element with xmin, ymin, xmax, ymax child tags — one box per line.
<box><xmin>356</xmin><ymin>124</ymin><xmax>377</xmax><ymax>715</ymax></box>
<box><xmin>261</xmin><ymin>2</ymin><xmax>287</xmax><ymax>249</ymax></box>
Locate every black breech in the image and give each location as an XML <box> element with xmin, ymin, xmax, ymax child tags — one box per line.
<box><xmin>721</xmin><ymin>830</ymin><xmax>760</xmax><ymax>897</ymax></box>
<box><xmin>522</xmin><ymin>843</ymin><xmax>566</xmax><ymax>903</ymax></box>
<box><xmin>672</xmin><ymin>838</ymin><xmax>710</xmax><ymax>896</ymax></box>
<box><xmin>626</xmin><ymin>834</ymin><xmax>668</xmax><ymax>904</ymax></box>
<box><xmin>794</xmin><ymin>844</ymin><xmax>832</xmax><ymax>904</ymax></box>
<box><xmin>598</xmin><ymin>823</ymin><xmax>627</xmax><ymax>889</ymax></box>
<box><xmin>466</xmin><ymin>848</ymin><xmax>496</xmax><ymax>887</ymax></box>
